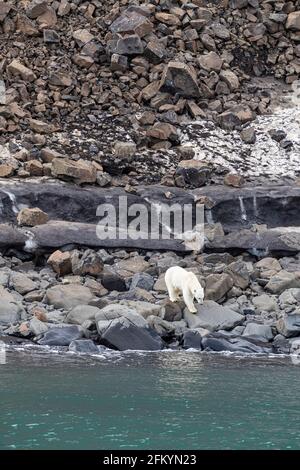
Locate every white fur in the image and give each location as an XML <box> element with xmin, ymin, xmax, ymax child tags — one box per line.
<box><xmin>165</xmin><ymin>266</ymin><xmax>204</xmax><ymax>314</ymax></box>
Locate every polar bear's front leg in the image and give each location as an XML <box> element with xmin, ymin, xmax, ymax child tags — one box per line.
<box><xmin>183</xmin><ymin>287</ymin><xmax>197</xmax><ymax>313</ymax></box>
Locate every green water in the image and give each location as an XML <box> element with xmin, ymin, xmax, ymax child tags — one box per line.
<box><xmin>1</xmin><ymin>348</ymin><xmax>300</xmax><ymax>450</ymax></box>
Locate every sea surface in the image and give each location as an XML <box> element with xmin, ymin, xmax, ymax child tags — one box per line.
<box><xmin>1</xmin><ymin>347</ymin><xmax>299</xmax><ymax>450</ymax></box>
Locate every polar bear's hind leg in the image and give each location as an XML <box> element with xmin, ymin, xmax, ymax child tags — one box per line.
<box><xmin>183</xmin><ymin>287</ymin><xmax>197</xmax><ymax>313</ymax></box>
<box><xmin>166</xmin><ymin>280</ymin><xmax>180</xmax><ymax>302</ymax></box>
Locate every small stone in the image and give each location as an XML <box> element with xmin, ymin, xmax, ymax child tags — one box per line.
<box><xmin>114</xmin><ymin>141</ymin><xmax>137</xmax><ymax>159</ymax></box>
<box><xmin>24</xmin><ymin>160</ymin><xmax>44</xmax><ymax>176</ymax></box>
<box><xmin>51</xmin><ymin>158</ymin><xmax>97</xmax><ymax>184</ymax></box>
<box><xmin>160</xmin><ymin>61</ymin><xmax>201</xmax><ymax>98</ymax></box>
<box><xmin>73</xmin><ymin>29</ymin><xmax>94</xmax><ymax>46</ymax></box>
<box><xmin>198</xmin><ymin>51</ymin><xmax>223</xmax><ymax>72</ymax></box>
<box><xmin>43</xmin><ymin>29</ymin><xmax>60</xmax><ymax>43</ymax></box>
<box><xmin>286</xmin><ymin>12</ymin><xmax>300</xmax><ymax>31</ymax></box>
<box><xmin>110</xmin><ymin>54</ymin><xmax>128</xmax><ymax>72</ymax></box>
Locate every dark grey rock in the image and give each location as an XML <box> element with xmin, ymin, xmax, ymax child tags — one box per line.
<box><xmin>100</xmin><ymin>317</ymin><xmax>163</xmax><ymax>351</ymax></box>
<box><xmin>184</xmin><ymin>300</ymin><xmax>244</xmax><ymax>332</ymax></box>
<box><xmin>182</xmin><ymin>330</ymin><xmax>202</xmax><ymax>350</ymax></box>
<box><xmin>276</xmin><ymin>314</ymin><xmax>300</xmax><ymax>338</ymax></box>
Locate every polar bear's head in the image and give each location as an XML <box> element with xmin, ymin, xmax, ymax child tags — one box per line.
<box><xmin>189</xmin><ymin>273</ymin><xmax>204</xmax><ymax>304</ymax></box>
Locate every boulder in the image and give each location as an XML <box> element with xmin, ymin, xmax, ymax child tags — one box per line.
<box><xmin>160</xmin><ymin>298</ymin><xmax>183</xmax><ymax>322</ymax></box>
<box><xmin>176</xmin><ymin>160</ymin><xmax>211</xmax><ymax>188</ymax></box>
<box><xmin>38</xmin><ymin>326</ymin><xmax>83</xmax><ymax>346</ymax></box>
<box><xmin>198</xmin><ymin>52</ymin><xmax>223</xmax><ymax>72</ymax></box>
<box><xmin>111</xmin><ymin>11</ymin><xmax>152</xmax><ymax>37</ymax></box>
<box><xmin>146</xmin><ymin>315</ymin><xmax>185</xmax><ymax>338</ymax></box>
<box><xmin>29</xmin><ymin>317</ymin><xmax>48</xmax><ymax>336</ymax></box>
<box><xmin>219</xmin><ymin>70</ymin><xmax>239</xmax><ymax>91</ymax></box>
<box><xmin>226</xmin><ymin>260</ymin><xmax>249</xmax><ymax>289</ymax></box>
<box><xmin>102</xmin><ymin>273</ymin><xmax>127</xmax><ymax>292</ymax></box>
<box><xmin>279</xmin><ymin>289</ymin><xmax>300</xmax><ymax>308</ymax></box>
<box><xmin>224</xmin><ymin>173</ymin><xmax>245</xmax><ymax>188</ymax></box>
<box><xmin>95</xmin><ymin>304</ymin><xmax>146</xmax><ymax>332</ymax></box>
<box><xmin>256</xmin><ymin>258</ymin><xmax>282</xmax><ymax>278</ymax></box>
<box><xmin>26</xmin><ymin>0</ymin><xmax>47</xmax><ymax>19</ymax></box>
<box><xmin>0</xmin><ymin>300</ymin><xmax>24</xmax><ymax>324</ymax></box>
<box><xmin>160</xmin><ymin>61</ymin><xmax>201</xmax><ymax>98</ymax></box>
<box><xmin>69</xmin><ymin>339</ymin><xmax>99</xmax><ymax>354</ymax></box>
<box><xmin>45</xmin><ymin>284</ymin><xmax>94</xmax><ymax>310</ymax></box>
<box><xmin>277</xmin><ymin>315</ymin><xmax>300</xmax><ymax>338</ymax></box>
<box><xmin>184</xmin><ymin>300</ymin><xmax>244</xmax><ymax>331</ymax></box>
<box><xmin>28</xmin><ymin>119</ymin><xmax>55</xmax><ymax>134</ymax></box>
<box><xmin>240</xmin><ymin>127</ymin><xmax>256</xmax><ymax>144</ymax></box>
<box><xmin>66</xmin><ymin>305</ymin><xmax>100</xmax><ymax>325</ymax></box>
<box><xmin>7</xmin><ymin>59</ymin><xmax>36</xmax><ymax>82</ymax></box>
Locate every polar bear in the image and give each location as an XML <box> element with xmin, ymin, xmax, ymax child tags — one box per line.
<box><xmin>165</xmin><ymin>266</ymin><xmax>204</xmax><ymax>313</ymax></box>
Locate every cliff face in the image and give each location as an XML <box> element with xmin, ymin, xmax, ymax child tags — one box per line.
<box><xmin>0</xmin><ymin>1</ymin><xmax>299</xmax><ymax>135</ymax></box>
